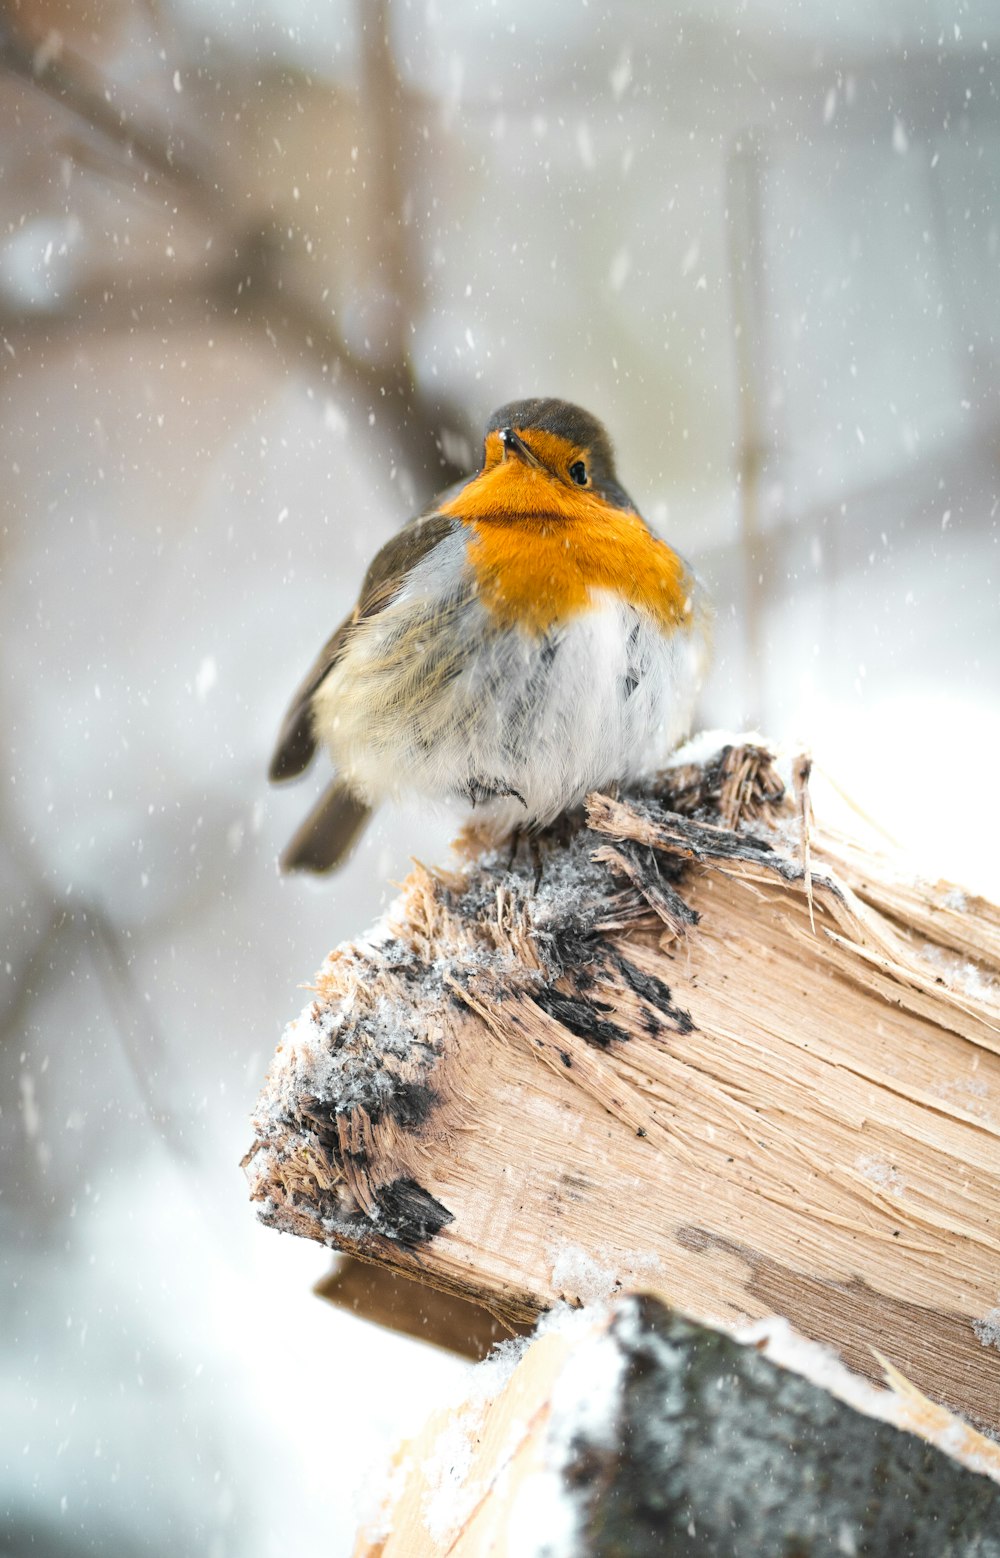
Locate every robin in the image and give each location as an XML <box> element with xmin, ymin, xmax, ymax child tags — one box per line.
<box><xmin>270</xmin><ymin>397</ymin><xmax>711</xmax><ymax>872</ymax></box>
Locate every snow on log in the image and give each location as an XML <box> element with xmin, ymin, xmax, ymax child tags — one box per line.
<box><xmin>244</xmin><ymin>739</ymin><xmax>1000</xmax><ymax>1434</ymax></box>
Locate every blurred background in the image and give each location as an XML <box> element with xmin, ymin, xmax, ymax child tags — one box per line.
<box><xmin>2</xmin><ymin>0</ymin><xmax>998</xmax><ymax>1552</ymax></box>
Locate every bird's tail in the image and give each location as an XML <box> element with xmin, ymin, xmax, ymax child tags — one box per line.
<box><xmin>279</xmin><ymin>780</ymin><xmax>373</xmax><ymax>874</ymax></box>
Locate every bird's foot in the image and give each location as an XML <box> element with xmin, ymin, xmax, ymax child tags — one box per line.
<box><xmin>506</xmin><ymin>825</ymin><xmax>545</xmax><ymax>891</ymax></box>
<box><xmin>466</xmin><ymin>777</ymin><xmax>528</xmax><ymax>810</ymax></box>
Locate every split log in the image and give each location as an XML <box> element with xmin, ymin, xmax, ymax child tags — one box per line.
<box><xmin>244</xmin><ymin>739</ymin><xmax>1000</xmax><ymax>1433</ymax></box>
<box><xmin>353</xmin><ymin>1295</ymin><xmax>1000</xmax><ymax>1558</ymax></box>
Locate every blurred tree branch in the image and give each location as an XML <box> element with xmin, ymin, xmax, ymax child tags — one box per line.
<box><xmin>0</xmin><ymin>19</ymin><xmax>211</xmax><ymax>189</ymax></box>
<box><xmin>0</xmin><ymin>1</ymin><xmax>469</xmax><ymax>494</ymax></box>
<box><xmin>0</xmin><ymin>897</ymin><xmax>193</xmax><ymax>1182</ymax></box>
<box><xmin>356</xmin><ymin>0</ymin><xmax>417</xmax><ymax>371</ymax></box>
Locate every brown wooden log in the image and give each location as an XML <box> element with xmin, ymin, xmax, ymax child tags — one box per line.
<box><xmin>244</xmin><ymin>740</ymin><xmax>1000</xmax><ymax>1433</ymax></box>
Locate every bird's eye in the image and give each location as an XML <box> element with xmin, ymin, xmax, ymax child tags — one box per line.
<box><xmin>569</xmin><ymin>460</ymin><xmax>588</xmax><ymax>486</ymax></box>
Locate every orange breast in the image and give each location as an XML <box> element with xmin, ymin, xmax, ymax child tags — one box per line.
<box><xmin>440</xmin><ymin>460</ymin><xmax>693</xmax><ymax>636</ymax></box>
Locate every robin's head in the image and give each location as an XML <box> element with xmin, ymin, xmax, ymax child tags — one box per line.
<box><xmin>480</xmin><ymin>398</ymin><xmax>636</xmax><ymax>512</ymax></box>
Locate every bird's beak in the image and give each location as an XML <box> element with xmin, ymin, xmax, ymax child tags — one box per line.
<box><xmin>500</xmin><ymin>427</ymin><xmax>545</xmax><ymax>469</ymax></box>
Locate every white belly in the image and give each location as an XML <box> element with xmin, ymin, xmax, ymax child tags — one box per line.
<box><xmin>313</xmin><ymin>541</ymin><xmax>709</xmax><ymax>827</ymax></box>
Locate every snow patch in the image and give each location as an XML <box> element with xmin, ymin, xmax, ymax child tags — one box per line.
<box><xmin>416</xmin><ymin>1333</ymin><xmax>530</xmax><ymax>1547</ymax></box>
<box><xmin>194</xmin><ymin>656</ymin><xmax>217</xmax><ymax>702</ymax></box>
<box><xmin>548</xmin><ymin>1243</ymin><xmax>662</xmax><ymax>1307</ymax></box>
<box><xmin>419</xmin><ymin>1408</ymin><xmax>482</xmax><ymax>1546</ymax></box>
<box><xmin>549</xmin><ymin>1245</ymin><xmax>621</xmax><ymax>1306</ymax></box>
<box><xmin>508</xmin><ymin>1302</ymin><xmax>626</xmax><ymax>1558</ymax></box>
<box><xmin>855</xmin><ymin>1153</ymin><xmax>905</xmax><ymax>1194</ymax></box>
<box><xmin>973</xmin><ymin>1308</ymin><xmax>1000</xmax><ymax>1353</ymax></box>
<box><xmin>920</xmin><ymin>941</ymin><xmax>1000</xmax><ymax>1004</ymax></box>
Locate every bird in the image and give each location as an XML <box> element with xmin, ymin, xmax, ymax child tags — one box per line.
<box><xmin>270</xmin><ymin>397</ymin><xmax>712</xmax><ymax>873</ymax></box>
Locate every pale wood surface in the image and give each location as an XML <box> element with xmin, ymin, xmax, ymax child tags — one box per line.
<box><xmin>353</xmin><ymin>1326</ymin><xmax>575</xmax><ymax>1558</ymax></box>
<box><xmin>245</xmin><ymin>743</ymin><xmax>1000</xmax><ymax>1432</ymax></box>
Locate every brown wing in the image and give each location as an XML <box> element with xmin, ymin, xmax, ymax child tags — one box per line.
<box><xmin>268</xmin><ymin>509</ymin><xmax>461</xmax><ymax>782</ymax></box>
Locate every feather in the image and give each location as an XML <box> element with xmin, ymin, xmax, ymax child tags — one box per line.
<box><xmin>279</xmin><ymin>780</ymin><xmax>373</xmax><ymax>874</ymax></box>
